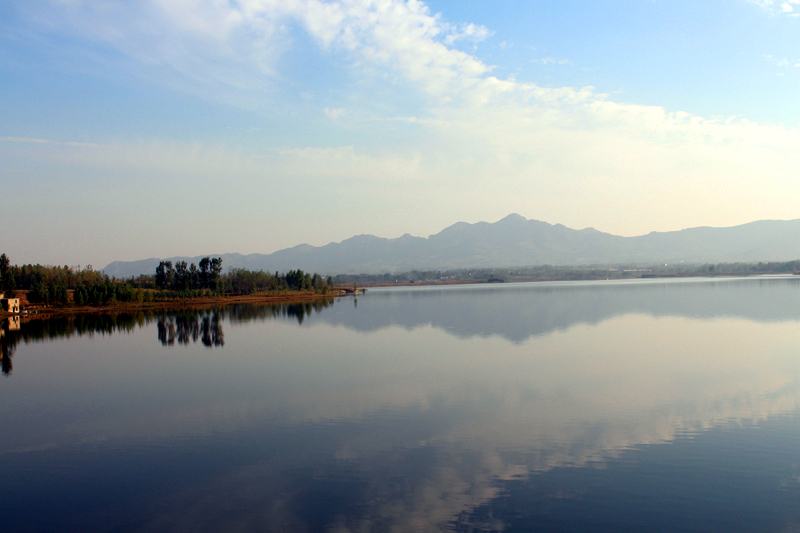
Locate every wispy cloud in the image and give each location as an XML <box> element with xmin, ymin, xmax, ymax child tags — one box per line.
<box><xmin>532</xmin><ymin>57</ymin><xmax>572</xmax><ymax>66</ymax></box>
<box><xmin>765</xmin><ymin>54</ymin><xmax>791</xmax><ymax>66</ymax></box>
<box><xmin>764</xmin><ymin>54</ymin><xmax>800</xmax><ymax>73</ymax></box>
<box><xmin>443</xmin><ymin>22</ymin><xmax>492</xmax><ymax>45</ymax></box>
<box><xmin>324</xmin><ymin>107</ymin><xmax>347</xmax><ymax>119</ymax></box>
<box><xmin>7</xmin><ymin>0</ymin><xmax>800</xmax><ymax>257</ymax></box>
<box><xmin>290</xmin><ymin>0</ymin><xmax>494</xmax><ymax>99</ymax></box>
<box><xmin>748</xmin><ymin>0</ymin><xmax>800</xmax><ymax>16</ymax></box>
<box><xmin>27</xmin><ymin>0</ymin><xmax>496</xmax><ymax>103</ymax></box>
<box><xmin>0</xmin><ymin>136</ymin><xmax>100</xmax><ymax>147</ymax></box>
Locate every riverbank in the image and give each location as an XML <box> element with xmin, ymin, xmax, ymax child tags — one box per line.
<box><xmin>0</xmin><ymin>290</ymin><xmax>345</xmax><ymax>320</ymax></box>
<box><xmin>2</xmin><ymin>271</ymin><xmax>782</xmax><ymax>321</ymax></box>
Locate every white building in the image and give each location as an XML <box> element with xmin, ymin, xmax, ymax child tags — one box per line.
<box><xmin>0</xmin><ymin>293</ymin><xmax>20</xmax><ymax>314</ymax></box>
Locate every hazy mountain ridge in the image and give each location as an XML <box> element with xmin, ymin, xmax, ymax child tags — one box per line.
<box><xmin>103</xmin><ymin>215</ymin><xmax>800</xmax><ymax>277</ymax></box>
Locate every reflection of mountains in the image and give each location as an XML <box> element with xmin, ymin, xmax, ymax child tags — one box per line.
<box><xmin>15</xmin><ymin>312</ymin><xmax>798</xmax><ymax>531</ymax></box>
<box><xmin>317</xmin><ymin>277</ymin><xmax>800</xmax><ymax>342</ymax></box>
<box><xmin>4</xmin><ymin>278</ymin><xmax>799</xmax><ymax>355</ymax></box>
<box><xmin>4</xmin><ymin>285</ymin><xmax>800</xmax><ymax>530</ymax></box>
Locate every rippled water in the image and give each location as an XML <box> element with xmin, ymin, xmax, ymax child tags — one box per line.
<box><xmin>2</xmin><ymin>277</ymin><xmax>800</xmax><ymax>532</ymax></box>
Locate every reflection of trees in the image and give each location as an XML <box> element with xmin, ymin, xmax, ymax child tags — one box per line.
<box><xmin>227</xmin><ymin>299</ymin><xmax>334</xmax><ymax>325</ymax></box>
<box><xmin>11</xmin><ymin>313</ymin><xmax>151</xmax><ymax>342</ymax></box>
<box><xmin>1</xmin><ymin>300</ymin><xmax>337</xmax><ymax>376</ymax></box>
<box><xmin>157</xmin><ymin>312</ymin><xmax>224</xmax><ymax>347</ymax></box>
<box><xmin>1</xmin><ymin>325</ymin><xmax>15</xmax><ymax>376</ymax></box>
<box><xmin>5</xmin><ymin>301</ymin><xmax>335</xmax><ymax>347</ymax></box>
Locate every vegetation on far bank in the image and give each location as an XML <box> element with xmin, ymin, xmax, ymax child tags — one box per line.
<box><xmin>0</xmin><ymin>254</ymin><xmax>337</xmax><ymax>310</ymax></box>
<box><xmin>4</xmin><ymin>250</ymin><xmax>800</xmax><ymax>312</ymax></box>
<box><xmin>331</xmin><ymin>259</ymin><xmax>800</xmax><ymax>285</ymax></box>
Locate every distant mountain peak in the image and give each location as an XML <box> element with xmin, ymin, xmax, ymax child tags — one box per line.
<box><xmin>498</xmin><ymin>213</ymin><xmax>527</xmax><ymax>223</ymax></box>
<box><xmin>103</xmin><ymin>216</ymin><xmax>800</xmax><ymax>277</ymax></box>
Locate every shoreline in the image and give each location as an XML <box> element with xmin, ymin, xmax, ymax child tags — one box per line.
<box><xmin>1</xmin><ymin>290</ymin><xmax>342</xmax><ymax>321</ymax></box>
<box><xmin>351</xmin><ymin>272</ymin><xmax>786</xmax><ymax>288</ymax></box>
<box><xmin>2</xmin><ymin>272</ymin><xmax>794</xmax><ymax>321</ymax></box>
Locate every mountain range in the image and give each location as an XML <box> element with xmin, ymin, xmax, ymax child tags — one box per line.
<box><xmin>103</xmin><ymin>214</ymin><xmax>800</xmax><ymax>277</ymax></box>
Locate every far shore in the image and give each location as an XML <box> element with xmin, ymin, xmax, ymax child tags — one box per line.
<box><xmin>2</xmin><ymin>271</ymin><xmax>795</xmax><ymax>321</ymax></box>
<box><xmin>352</xmin><ymin>271</ymin><xmax>785</xmax><ymax>288</ymax></box>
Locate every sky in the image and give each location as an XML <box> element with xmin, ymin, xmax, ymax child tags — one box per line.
<box><xmin>1</xmin><ymin>0</ymin><xmax>800</xmax><ymax>268</ymax></box>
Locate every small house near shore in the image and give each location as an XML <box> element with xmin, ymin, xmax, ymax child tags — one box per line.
<box><xmin>0</xmin><ymin>293</ymin><xmax>20</xmax><ymax>314</ymax></box>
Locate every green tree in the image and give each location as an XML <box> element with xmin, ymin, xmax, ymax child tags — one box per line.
<box><xmin>0</xmin><ymin>253</ymin><xmax>15</xmax><ymax>298</ymax></box>
<box><xmin>209</xmin><ymin>257</ymin><xmax>223</xmax><ymax>291</ymax></box>
<box><xmin>28</xmin><ymin>280</ymin><xmax>50</xmax><ymax>305</ymax></box>
<box><xmin>155</xmin><ymin>261</ymin><xmax>175</xmax><ymax>289</ymax></box>
<box><xmin>174</xmin><ymin>261</ymin><xmax>189</xmax><ymax>291</ymax></box>
<box><xmin>52</xmin><ymin>283</ymin><xmax>69</xmax><ymax>306</ymax></box>
<box><xmin>199</xmin><ymin>257</ymin><xmax>211</xmax><ymax>289</ymax></box>
<box><xmin>74</xmin><ymin>282</ymin><xmax>87</xmax><ymax>306</ymax></box>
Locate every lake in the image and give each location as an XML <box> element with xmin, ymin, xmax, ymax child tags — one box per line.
<box><xmin>2</xmin><ymin>276</ymin><xmax>800</xmax><ymax>532</ymax></box>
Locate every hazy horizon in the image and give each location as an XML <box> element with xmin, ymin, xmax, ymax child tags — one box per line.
<box><xmin>3</xmin><ymin>1</ymin><xmax>800</xmax><ymax>267</ymax></box>
<box><xmin>27</xmin><ymin>214</ymin><xmax>800</xmax><ymax>270</ymax></box>
<box><xmin>101</xmin><ymin>212</ymin><xmax>800</xmax><ymax>263</ymax></box>
<box><xmin>102</xmin><ymin>214</ymin><xmax>800</xmax><ymax>277</ymax></box>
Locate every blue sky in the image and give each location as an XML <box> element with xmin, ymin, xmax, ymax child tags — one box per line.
<box><xmin>2</xmin><ymin>0</ymin><xmax>799</xmax><ymax>267</ymax></box>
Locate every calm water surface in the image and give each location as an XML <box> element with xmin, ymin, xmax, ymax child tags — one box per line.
<box><xmin>2</xmin><ymin>277</ymin><xmax>800</xmax><ymax>531</ymax></box>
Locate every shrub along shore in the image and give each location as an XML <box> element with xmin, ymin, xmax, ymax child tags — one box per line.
<box><xmin>0</xmin><ymin>254</ymin><xmax>346</xmax><ymax>318</ymax></box>
<box><xmin>4</xmin><ymin>290</ymin><xmax>343</xmax><ymax>319</ymax></box>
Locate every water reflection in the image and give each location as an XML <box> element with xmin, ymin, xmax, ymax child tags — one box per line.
<box><xmin>226</xmin><ymin>298</ymin><xmax>335</xmax><ymax>324</ymax></box>
<box><xmin>3</xmin><ymin>311</ymin><xmax>156</xmax><ymax>345</ymax></box>
<box><xmin>315</xmin><ymin>276</ymin><xmax>800</xmax><ymax>342</ymax></box>
<box><xmin>6</xmin><ymin>277</ymin><xmax>798</xmax><ymax>353</ymax></box>
<box><xmin>0</xmin><ymin>299</ymin><xmax>340</xmax><ymax>375</ymax></box>
<box><xmin>157</xmin><ymin>313</ymin><xmax>225</xmax><ymax>347</ymax></box>
<box><xmin>0</xmin><ymin>329</ymin><xmax>14</xmax><ymax>376</ymax></box>
<box><xmin>3</xmin><ymin>279</ymin><xmax>800</xmax><ymax>531</ymax></box>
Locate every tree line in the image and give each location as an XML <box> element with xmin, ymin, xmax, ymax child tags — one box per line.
<box><xmin>0</xmin><ymin>252</ymin><xmax>337</xmax><ymax>308</ymax></box>
<box><xmin>154</xmin><ymin>258</ymin><xmax>333</xmax><ymax>296</ymax></box>
<box><xmin>155</xmin><ymin>257</ymin><xmax>223</xmax><ymax>291</ymax></box>
<box><xmin>28</xmin><ymin>278</ymin><xmax>153</xmax><ymax>306</ymax></box>
<box><xmin>7</xmin><ymin>250</ymin><xmax>800</xmax><ymax>307</ymax></box>
<box><xmin>223</xmin><ymin>268</ymin><xmax>333</xmax><ymax>294</ymax></box>
<box><xmin>0</xmin><ymin>255</ymin><xmax>149</xmax><ymax>306</ymax></box>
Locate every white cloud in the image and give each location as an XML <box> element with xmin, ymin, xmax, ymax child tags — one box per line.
<box><xmin>443</xmin><ymin>22</ymin><xmax>492</xmax><ymax>45</ymax></box>
<box><xmin>324</xmin><ymin>107</ymin><xmax>347</xmax><ymax>118</ymax></box>
<box><xmin>10</xmin><ymin>0</ymin><xmax>800</xmax><ymax>253</ymax></box>
<box><xmin>749</xmin><ymin>0</ymin><xmax>800</xmax><ymax>15</ymax></box>
<box><xmin>294</xmin><ymin>0</ymin><xmax>494</xmax><ymax>98</ymax></box>
<box><xmin>765</xmin><ymin>54</ymin><xmax>791</xmax><ymax>66</ymax></box>
<box><xmin>34</xmin><ymin>0</ymin><xmax>494</xmax><ymax>102</ymax></box>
